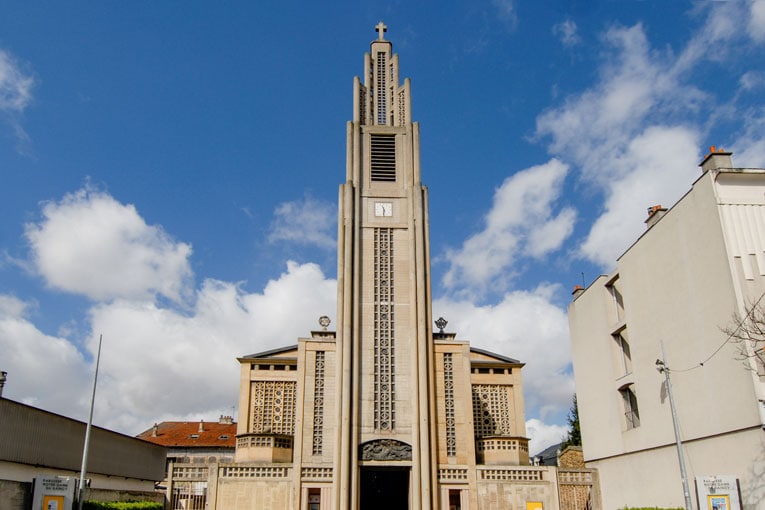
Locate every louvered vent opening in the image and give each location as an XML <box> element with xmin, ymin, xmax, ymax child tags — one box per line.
<box><xmin>371</xmin><ymin>135</ymin><xmax>396</xmax><ymax>181</ymax></box>
<box><xmin>376</xmin><ymin>52</ymin><xmax>387</xmax><ymax>125</ymax></box>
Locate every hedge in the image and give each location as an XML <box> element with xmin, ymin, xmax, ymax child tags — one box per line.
<box><xmin>621</xmin><ymin>507</ymin><xmax>684</xmax><ymax>510</ymax></box>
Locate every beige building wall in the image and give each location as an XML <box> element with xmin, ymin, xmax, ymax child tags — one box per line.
<box><xmin>215</xmin><ymin>473</ymin><xmax>293</xmax><ymax>509</ymax></box>
<box><xmin>569</xmin><ymin>152</ymin><xmax>765</xmax><ymax>509</ymax></box>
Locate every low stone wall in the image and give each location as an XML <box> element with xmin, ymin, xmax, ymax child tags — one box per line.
<box><xmin>83</xmin><ymin>487</ymin><xmax>164</xmax><ymax>503</ymax></box>
<box><xmin>213</xmin><ymin>464</ymin><xmax>294</xmax><ymax>509</ymax></box>
<box><xmin>0</xmin><ymin>479</ymin><xmax>32</xmax><ymax>510</ymax></box>
<box><xmin>557</xmin><ymin>469</ymin><xmax>600</xmax><ymax>510</ymax></box>
<box><xmin>476</xmin><ymin>466</ymin><xmax>559</xmax><ymax>510</ymax></box>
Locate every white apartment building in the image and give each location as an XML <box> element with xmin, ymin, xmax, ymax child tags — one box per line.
<box><xmin>568</xmin><ymin>149</ymin><xmax>765</xmax><ymax>509</ymax></box>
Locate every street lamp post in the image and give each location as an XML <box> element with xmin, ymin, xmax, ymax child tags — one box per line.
<box><xmin>656</xmin><ymin>341</ymin><xmax>693</xmax><ymax>510</ymax></box>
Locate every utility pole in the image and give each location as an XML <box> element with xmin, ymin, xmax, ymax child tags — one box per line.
<box><xmin>656</xmin><ymin>340</ymin><xmax>693</xmax><ymax>510</ymax></box>
<box><xmin>78</xmin><ymin>334</ymin><xmax>103</xmax><ymax>510</ymax></box>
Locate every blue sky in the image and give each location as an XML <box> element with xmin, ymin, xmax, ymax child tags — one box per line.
<box><xmin>1</xmin><ymin>1</ymin><xmax>764</xmax><ymax>455</ymax></box>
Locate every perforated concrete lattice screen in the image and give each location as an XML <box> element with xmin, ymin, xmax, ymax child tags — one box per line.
<box><xmin>312</xmin><ymin>351</ymin><xmax>325</xmax><ymax>455</ymax></box>
<box><xmin>472</xmin><ymin>384</ymin><xmax>514</xmax><ymax>437</ymax></box>
<box><xmin>374</xmin><ymin>227</ymin><xmax>395</xmax><ymax>431</ymax></box>
<box><xmin>444</xmin><ymin>353</ymin><xmax>456</xmax><ymax>456</ymax></box>
<box><xmin>250</xmin><ymin>381</ymin><xmax>296</xmax><ymax>435</ymax></box>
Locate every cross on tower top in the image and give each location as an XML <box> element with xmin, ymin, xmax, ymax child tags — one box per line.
<box><xmin>375</xmin><ymin>21</ymin><xmax>387</xmax><ymax>41</ymax></box>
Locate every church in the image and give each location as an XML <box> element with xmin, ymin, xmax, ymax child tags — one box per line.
<box><xmin>179</xmin><ymin>24</ymin><xmax>597</xmax><ymax>510</ymax></box>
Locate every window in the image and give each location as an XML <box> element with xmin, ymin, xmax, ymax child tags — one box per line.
<box><xmin>370</xmin><ymin>134</ymin><xmax>396</xmax><ymax>181</ymax></box>
<box><xmin>613</xmin><ymin>328</ymin><xmax>632</xmax><ymax>376</ymax></box>
<box><xmin>619</xmin><ymin>384</ymin><xmax>640</xmax><ymax>429</ymax></box>
<box><xmin>449</xmin><ymin>489</ymin><xmax>462</xmax><ymax>510</ymax></box>
<box><xmin>605</xmin><ymin>274</ymin><xmax>624</xmax><ymax>323</ymax></box>
<box><xmin>308</xmin><ymin>488</ymin><xmax>321</xmax><ymax>510</ymax></box>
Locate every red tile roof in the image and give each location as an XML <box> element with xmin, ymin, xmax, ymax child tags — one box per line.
<box><xmin>136</xmin><ymin>420</ymin><xmax>237</xmax><ymax>448</ymax></box>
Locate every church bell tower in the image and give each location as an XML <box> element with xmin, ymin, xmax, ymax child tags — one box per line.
<box><xmin>334</xmin><ymin>21</ymin><xmax>438</xmax><ymax>510</ymax></box>
<box><xmin>235</xmin><ymin>22</ymin><xmax>531</xmax><ymax>510</ymax></box>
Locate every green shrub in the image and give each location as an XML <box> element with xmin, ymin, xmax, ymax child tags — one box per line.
<box><xmin>621</xmin><ymin>507</ymin><xmax>684</xmax><ymax>510</ymax></box>
<box><xmin>82</xmin><ymin>502</ymin><xmax>162</xmax><ymax>510</ymax></box>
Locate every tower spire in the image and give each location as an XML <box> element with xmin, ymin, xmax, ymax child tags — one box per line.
<box><xmin>352</xmin><ymin>23</ymin><xmax>411</xmax><ymax>130</ymax></box>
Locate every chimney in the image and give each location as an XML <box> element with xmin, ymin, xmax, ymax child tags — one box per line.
<box><xmin>645</xmin><ymin>204</ymin><xmax>667</xmax><ymax>229</ymax></box>
<box><xmin>152</xmin><ymin>423</ymin><xmax>159</xmax><ymax>437</ymax></box>
<box><xmin>0</xmin><ymin>371</ymin><xmax>6</xmax><ymax>398</ymax></box>
<box><xmin>198</xmin><ymin>419</ymin><xmax>204</xmax><ymax>433</ymax></box>
<box><xmin>219</xmin><ymin>415</ymin><xmax>234</xmax><ymax>425</ymax></box>
<box><xmin>572</xmin><ymin>285</ymin><xmax>585</xmax><ymax>299</ymax></box>
<box><xmin>700</xmin><ymin>146</ymin><xmax>733</xmax><ymax>173</ymax></box>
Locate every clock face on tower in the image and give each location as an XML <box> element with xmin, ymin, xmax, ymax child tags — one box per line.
<box><xmin>374</xmin><ymin>202</ymin><xmax>393</xmax><ymax>217</ymax></box>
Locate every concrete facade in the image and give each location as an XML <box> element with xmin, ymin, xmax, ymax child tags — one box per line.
<box><xmin>226</xmin><ymin>25</ymin><xmax>565</xmax><ymax>510</ymax></box>
<box><xmin>568</xmin><ymin>150</ymin><xmax>765</xmax><ymax>509</ymax></box>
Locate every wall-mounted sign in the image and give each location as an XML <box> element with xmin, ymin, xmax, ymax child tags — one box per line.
<box><xmin>696</xmin><ymin>476</ymin><xmax>742</xmax><ymax>510</ymax></box>
<box><xmin>31</xmin><ymin>476</ymin><xmax>75</xmax><ymax>510</ymax></box>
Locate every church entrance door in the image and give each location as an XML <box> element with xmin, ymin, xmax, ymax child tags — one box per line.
<box><xmin>360</xmin><ymin>467</ymin><xmax>409</xmax><ymax>510</ymax></box>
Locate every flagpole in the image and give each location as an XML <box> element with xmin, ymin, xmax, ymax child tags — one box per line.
<box><xmin>78</xmin><ymin>334</ymin><xmax>103</xmax><ymax>510</ymax></box>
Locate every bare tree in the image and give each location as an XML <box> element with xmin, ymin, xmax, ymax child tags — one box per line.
<box><xmin>721</xmin><ymin>296</ymin><xmax>765</xmax><ymax>376</ymax></box>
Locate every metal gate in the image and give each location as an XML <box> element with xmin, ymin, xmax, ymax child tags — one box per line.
<box><xmin>170</xmin><ymin>481</ymin><xmax>207</xmax><ymax>510</ymax></box>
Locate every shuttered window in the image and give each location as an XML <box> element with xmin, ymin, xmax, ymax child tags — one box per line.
<box><xmin>370</xmin><ymin>135</ymin><xmax>396</xmax><ymax>181</ymax></box>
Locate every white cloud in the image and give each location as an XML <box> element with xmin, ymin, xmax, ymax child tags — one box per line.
<box><xmin>0</xmin><ymin>49</ymin><xmax>34</xmax><ymax>113</ymax></box>
<box><xmin>526</xmin><ymin>418</ymin><xmax>569</xmax><ymax>456</ymax></box>
<box><xmin>526</xmin><ymin>208</ymin><xmax>577</xmax><ymax>258</ymax></box>
<box><xmin>739</xmin><ymin>71</ymin><xmax>765</xmax><ymax>92</ymax></box>
<box><xmin>0</xmin><ymin>295</ymin><xmax>91</xmax><ymax>417</ymax></box>
<box><xmin>88</xmin><ymin>261</ymin><xmax>336</xmax><ymax>433</ymax></box>
<box><xmin>6</xmin><ymin>188</ymin><xmax>340</xmax><ymax>434</ymax></box>
<box><xmin>536</xmin><ymin>23</ymin><xmax>704</xmax><ymax>186</ymax></box>
<box><xmin>25</xmin><ymin>188</ymin><xmax>193</xmax><ymax>303</ymax></box>
<box><xmin>535</xmin><ymin>19</ymin><xmax>728</xmax><ymax>268</ymax></box>
<box><xmin>1</xmin><ymin>261</ymin><xmax>336</xmax><ymax>434</ymax></box>
<box><xmin>0</xmin><ymin>294</ymin><xmax>29</xmax><ymax>318</ymax></box>
<box><xmin>434</xmin><ymin>284</ymin><xmax>574</xmax><ymax>422</ymax></box>
<box><xmin>733</xmin><ymin>106</ymin><xmax>765</xmax><ymax>167</ymax></box>
<box><xmin>553</xmin><ymin>19</ymin><xmax>580</xmax><ymax>47</ymax></box>
<box><xmin>748</xmin><ymin>0</ymin><xmax>765</xmax><ymax>42</ymax></box>
<box><xmin>492</xmin><ymin>0</ymin><xmax>518</xmax><ymax>30</ymax></box>
<box><xmin>0</xmin><ymin>48</ymin><xmax>35</xmax><ymax>151</ymax></box>
<box><xmin>268</xmin><ymin>195</ymin><xmax>336</xmax><ymax>250</ymax></box>
<box><xmin>579</xmin><ymin>126</ymin><xmax>700</xmax><ymax>266</ymax></box>
<box><xmin>443</xmin><ymin>160</ymin><xmax>574</xmax><ymax>295</ymax></box>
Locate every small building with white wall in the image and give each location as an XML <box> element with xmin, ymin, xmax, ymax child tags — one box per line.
<box><xmin>0</xmin><ymin>397</ymin><xmax>166</xmax><ymax>508</ymax></box>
